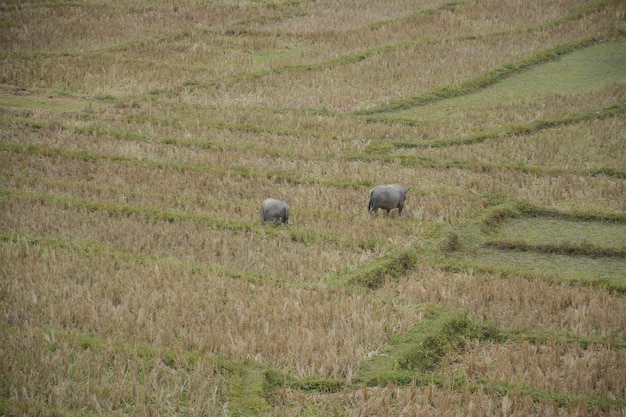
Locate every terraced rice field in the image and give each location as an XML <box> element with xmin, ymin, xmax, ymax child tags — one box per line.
<box><xmin>1</xmin><ymin>0</ymin><xmax>625</xmax><ymax>415</ymax></box>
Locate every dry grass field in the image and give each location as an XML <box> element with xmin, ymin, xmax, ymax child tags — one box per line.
<box><xmin>1</xmin><ymin>0</ymin><xmax>625</xmax><ymax>415</ymax></box>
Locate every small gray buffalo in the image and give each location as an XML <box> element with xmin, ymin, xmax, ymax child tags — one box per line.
<box><xmin>260</xmin><ymin>198</ymin><xmax>290</xmax><ymax>225</ymax></box>
<box><xmin>368</xmin><ymin>184</ymin><xmax>411</xmax><ymax>217</ymax></box>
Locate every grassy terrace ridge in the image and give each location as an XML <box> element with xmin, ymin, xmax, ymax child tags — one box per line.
<box><xmin>485</xmin><ymin>240</ymin><xmax>626</xmax><ymax>258</ymax></box>
<box><xmin>356</xmin><ymin>33</ymin><xmax>623</xmax><ymax>116</ymax></box>
<box><xmin>0</xmin><ymin>187</ymin><xmax>366</xmax><ymax>248</ymax></box>
<box><xmin>2</xmin><ymin>92</ymin><xmax>623</xmax><ymax>160</ymax></box>
<box><xmin>0</xmin><ymin>231</ymin><xmax>270</xmax><ymax>283</ymax></box>
<box><xmin>359</xmin><ymin>101</ymin><xmax>626</xmax><ymax>151</ymax></box>
<box><xmin>0</xmin><ymin>142</ymin><xmax>372</xmax><ymax>189</ymax></box>
<box><xmin>2</xmin><ymin>100</ymin><xmax>624</xmax><ymax>181</ymax></box>
<box><xmin>365</xmin><ymin>101</ymin><xmax>626</xmax><ymax>143</ymax></box>
<box><xmin>1</xmin><ymin>0</ymin><xmax>625</xmax><ymax>415</ymax></box>
<box><xmin>430</xmin><ymin>201</ymin><xmax>626</xmax><ymax>293</ymax></box>
<box><xmin>0</xmin><ymin>109</ymin><xmax>332</xmax><ymax>143</ymax></box>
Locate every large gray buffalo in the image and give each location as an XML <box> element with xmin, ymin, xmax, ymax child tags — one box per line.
<box><xmin>368</xmin><ymin>184</ymin><xmax>411</xmax><ymax>217</ymax></box>
<box><xmin>260</xmin><ymin>198</ymin><xmax>290</xmax><ymax>225</ymax></box>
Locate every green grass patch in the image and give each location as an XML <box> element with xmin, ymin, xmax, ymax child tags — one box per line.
<box><xmin>486</xmin><ymin>216</ymin><xmax>626</xmax><ymax>258</ymax></box>
<box><xmin>396</xmin><ymin>310</ymin><xmax>501</xmax><ymax>373</ymax></box>
<box><xmin>358</xmin><ymin>35</ymin><xmax>624</xmax><ymax>116</ymax></box>
<box><xmin>437</xmin><ymin>202</ymin><xmax>626</xmax><ymax>292</ymax></box>
<box><xmin>493</xmin><ymin>217</ymin><xmax>626</xmax><ymax>249</ymax></box>
<box><xmin>220</xmin><ymin>360</ymin><xmax>272</xmax><ymax>416</ymax></box>
<box><xmin>263</xmin><ymin>368</ymin><xmax>346</xmax><ymax>394</ymax></box>
<box><xmin>477</xmin><ymin>379</ymin><xmax>626</xmax><ymax>411</ymax></box>
<box><xmin>456</xmin><ymin>248</ymin><xmax>626</xmax><ymax>291</ymax></box>
<box><xmin>486</xmin><ymin>240</ymin><xmax>626</xmax><ymax>258</ymax></box>
<box><xmin>355</xmin><ymin>307</ymin><xmax>502</xmax><ymax>386</ymax></box>
<box><xmin>501</xmin><ymin>328</ymin><xmax>626</xmax><ymax>350</ymax></box>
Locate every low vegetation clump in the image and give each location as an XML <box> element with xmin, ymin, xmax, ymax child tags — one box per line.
<box><xmin>1</xmin><ymin>0</ymin><xmax>624</xmax><ymax>415</ymax></box>
<box><xmin>397</xmin><ymin>311</ymin><xmax>502</xmax><ymax>373</ymax></box>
